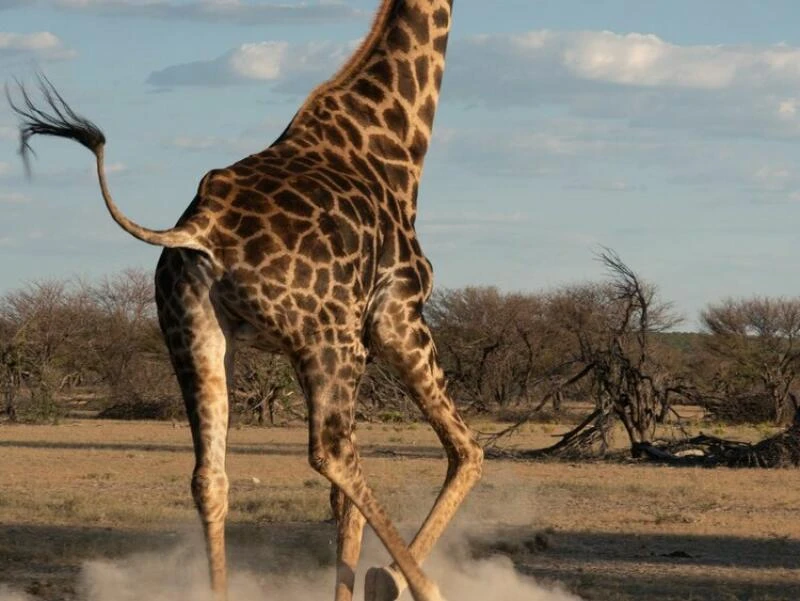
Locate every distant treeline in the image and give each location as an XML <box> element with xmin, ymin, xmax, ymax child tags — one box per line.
<box><xmin>2</xmin><ymin>258</ymin><xmax>800</xmax><ymax>444</ymax></box>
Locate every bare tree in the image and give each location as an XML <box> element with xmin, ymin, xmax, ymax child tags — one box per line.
<box><xmin>489</xmin><ymin>251</ymin><xmax>685</xmax><ymax>457</ymax></box>
<box><xmin>426</xmin><ymin>287</ymin><xmax>559</xmax><ymax>413</ymax></box>
<box><xmin>0</xmin><ymin>316</ymin><xmax>24</xmax><ymax>420</ymax></box>
<box><xmin>588</xmin><ymin>250</ymin><xmax>684</xmax><ymax>453</ymax></box>
<box><xmin>233</xmin><ymin>350</ymin><xmax>299</xmax><ymax>425</ymax></box>
<box><xmin>358</xmin><ymin>360</ymin><xmax>416</xmax><ymax>421</ymax></box>
<box><xmin>701</xmin><ymin>297</ymin><xmax>800</xmax><ymax>423</ymax></box>
<box><xmin>0</xmin><ymin>281</ymin><xmax>90</xmax><ymax>420</ymax></box>
<box><xmin>79</xmin><ymin>268</ymin><xmax>162</xmax><ymax>403</ymax></box>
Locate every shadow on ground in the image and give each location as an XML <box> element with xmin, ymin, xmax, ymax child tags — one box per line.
<box><xmin>2</xmin><ymin>522</ymin><xmax>799</xmax><ymax>601</ymax></box>
<box><xmin>472</xmin><ymin>527</ymin><xmax>800</xmax><ymax>600</ymax></box>
<box><xmin>0</xmin><ymin>439</ymin><xmax>445</xmax><ymax>460</ymax></box>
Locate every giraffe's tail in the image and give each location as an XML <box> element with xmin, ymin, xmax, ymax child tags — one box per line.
<box><xmin>5</xmin><ymin>75</ymin><xmax>210</xmax><ymax>255</ymax></box>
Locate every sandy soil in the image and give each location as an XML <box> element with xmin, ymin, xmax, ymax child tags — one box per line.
<box><xmin>1</xmin><ymin>419</ymin><xmax>799</xmax><ymax>600</ymax></box>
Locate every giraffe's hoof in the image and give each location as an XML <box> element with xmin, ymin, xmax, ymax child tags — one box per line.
<box><xmin>364</xmin><ymin>566</ymin><xmax>404</xmax><ymax>601</ymax></box>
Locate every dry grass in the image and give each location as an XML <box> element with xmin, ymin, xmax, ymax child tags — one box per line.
<box><xmin>1</xmin><ymin>418</ymin><xmax>800</xmax><ymax>600</ymax></box>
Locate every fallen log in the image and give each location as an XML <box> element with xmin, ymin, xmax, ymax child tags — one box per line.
<box><xmin>635</xmin><ymin>409</ymin><xmax>800</xmax><ymax>468</ymax></box>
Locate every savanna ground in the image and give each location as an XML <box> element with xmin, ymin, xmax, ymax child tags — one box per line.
<box><xmin>1</xmin><ymin>416</ymin><xmax>800</xmax><ymax>601</ymax></box>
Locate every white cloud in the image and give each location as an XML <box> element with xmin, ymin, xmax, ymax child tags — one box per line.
<box><xmin>0</xmin><ymin>125</ymin><xmax>16</xmax><ymax>141</ymax></box>
<box><xmin>1</xmin><ymin>161</ymin><xmax>129</xmax><ymax>186</ymax></box>
<box><xmin>0</xmin><ymin>191</ymin><xmax>29</xmax><ymax>204</ymax></box>
<box><xmin>133</xmin><ymin>27</ymin><xmax>800</xmax><ymax>192</ymax></box>
<box><xmin>451</xmin><ymin>30</ymin><xmax>800</xmax><ymax>97</ymax></box>
<box><xmin>104</xmin><ymin>162</ymin><xmax>127</xmax><ymax>174</ymax></box>
<box><xmin>436</xmin><ymin>118</ymin><xmax>669</xmax><ymax>178</ymax></box>
<box><xmin>169</xmin><ymin>135</ymin><xmax>221</xmax><ymax>150</ymax></box>
<box><xmin>564</xmin><ymin>179</ymin><xmax>646</xmax><ymax>193</ymax></box>
<box><xmin>423</xmin><ymin>211</ymin><xmax>531</xmax><ymax>227</ymax></box>
<box><xmin>0</xmin><ymin>31</ymin><xmax>76</xmax><ymax>60</ymax></box>
<box><xmin>432</xmin><ymin>114</ymin><xmax>800</xmax><ymax>205</ymax></box>
<box><xmin>50</xmin><ymin>0</ymin><xmax>360</xmax><ymax>24</ymax></box>
<box><xmin>558</xmin><ymin>31</ymin><xmax>737</xmax><ymax>89</ymax></box>
<box><xmin>228</xmin><ymin>41</ymin><xmax>288</xmax><ymax>81</ymax></box>
<box><xmin>166</xmin><ymin>131</ymin><xmax>277</xmax><ymax>156</ymax></box>
<box><xmin>147</xmin><ymin>39</ymin><xmax>354</xmax><ymax>89</ymax></box>
<box><xmin>443</xmin><ymin>30</ymin><xmax>800</xmax><ymax>141</ymax></box>
<box><xmin>752</xmin><ymin>165</ymin><xmax>794</xmax><ymax>193</ymax></box>
<box><xmin>152</xmin><ymin>29</ymin><xmax>800</xmax><ymax>142</ymax></box>
<box><xmin>778</xmin><ymin>98</ymin><xmax>798</xmax><ymax>119</ymax></box>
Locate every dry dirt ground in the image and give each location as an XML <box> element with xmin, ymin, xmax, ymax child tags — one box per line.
<box><xmin>1</xmin><ymin>419</ymin><xmax>800</xmax><ymax>601</ymax></box>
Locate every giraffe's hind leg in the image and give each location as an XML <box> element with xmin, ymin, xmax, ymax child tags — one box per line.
<box><xmin>156</xmin><ymin>252</ymin><xmax>233</xmax><ymax>599</ymax></box>
<box><xmin>364</xmin><ymin>296</ymin><xmax>484</xmax><ymax>601</ymax></box>
<box><xmin>295</xmin><ymin>343</ymin><xmax>445</xmax><ymax>601</ymax></box>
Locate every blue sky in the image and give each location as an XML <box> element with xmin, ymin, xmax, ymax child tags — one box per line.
<box><xmin>3</xmin><ymin>1</ymin><xmax>800</xmax><ymax>328</ymax></box>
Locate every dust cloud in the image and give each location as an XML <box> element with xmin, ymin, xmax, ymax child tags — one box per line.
<box><xmin>84</xmin><ymin>533</ymin><xmax>580</xmax><ymax>601</ymax></box>
<box><xmin>0</xmin><ymin>588</ymin><xmax>34</xmax><ymax>601</ymax></box>
<box><xmin>1</xmin><ymin>474</ymin><xmax>582</xmax><ymax>601</ymax></box>
<box><xmin>1</xmin><ymin>529</ymin><xmax>581</xmax><ymax>601</ymax></box>
<box><xmin>426</xmin><ymin>551</ymin><xmax>581</xmax><ymax>601</ymax></box>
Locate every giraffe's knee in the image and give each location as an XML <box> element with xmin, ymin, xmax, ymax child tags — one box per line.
<box><xmin>466</xmin><ymin>440</ymin><xmax>484</xmax><ymax>480</ymax></box>
<box><xmin>308</xmin><ymin>438</ymin><xmax>358</xmax><ymax>479</ymax></box>
<box><xmin>445</xmin><ymin>438</ymin><xmax>483</xmax><ymax>484</ymax></box>
<box><xmin>309</xmin><ymin>446</ymin><xmax>328</xmax><ymax>474</ymax></box>
<box><xmin>308</xmin><ymin>418</ymin><xmax>359</xmax><ymax>481</ymax></box>
<box><xmin>191</xmin><ymin>468</ymin><xmax>229</xmax><ymax>522</ymax></box>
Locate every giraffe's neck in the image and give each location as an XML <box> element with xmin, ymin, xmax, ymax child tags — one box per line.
<box><xmin>284</xmin><ymin>0</ymin><xmax>453</xmax><ymax>203</ymax></box>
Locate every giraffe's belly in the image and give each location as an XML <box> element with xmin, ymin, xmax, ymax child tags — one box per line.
<box><xmin>217</xmin><ymin>271</ymin><xmax>369</xmax><ymax>357</ymax></box>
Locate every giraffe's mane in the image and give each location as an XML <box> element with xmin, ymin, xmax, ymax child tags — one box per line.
<box><xmin>293</xmin><ymin>0</ymin><xmax>396</xmax><ymax>113</ymax></box>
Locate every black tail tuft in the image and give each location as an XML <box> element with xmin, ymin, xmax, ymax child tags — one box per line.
<box><xmin>5</xmin><ymin>73</ymin><xmax>106</xmax><ymax>175</ymax></box>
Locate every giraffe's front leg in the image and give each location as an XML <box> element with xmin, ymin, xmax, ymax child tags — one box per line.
<box><xmin>296</xmin><ymin>344</ymin><xmax>446</xmax><ymax>601</ymax></box>
<box><xmin>331</xmin><ymin>484</ymin><xmax>367</xmax><ymax>601</ymax></box>
<box><xmin>364</xmin><ymin>303</ymin><xmax>483</xmax><ymax>601</ymax></box>
<box><xmin>365</xmin><ymin>564</ymin><xmax>403</xmax><ymax>601</ymax></box>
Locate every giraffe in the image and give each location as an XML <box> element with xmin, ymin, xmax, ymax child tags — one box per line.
<box><xmin>8</xmin><ymin>1</ymin><xmax>483</xmax><ymax>600</ymax></box>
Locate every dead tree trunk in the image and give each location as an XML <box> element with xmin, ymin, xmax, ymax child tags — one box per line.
<box><xmin>637</xmin><ymin>405</ymin><xmax>800</xmax><ymax>468</ymax></box>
